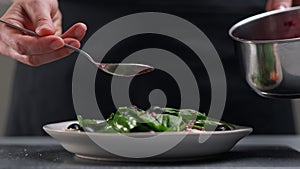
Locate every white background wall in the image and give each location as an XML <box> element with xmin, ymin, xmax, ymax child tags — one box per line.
<box><xmin>0</xmin><ymin>3</ymin><xmax>14</xmax><ymax>136</ymax></box>
<box><xmin>293</xmin><ymin>101</ymin><xmax>300</xmax><ymax>134</ymax></box>
<box><xmin>0</xmin><ymin>55</ymin><xmax>15</xmax><ymax>136</ymax></box>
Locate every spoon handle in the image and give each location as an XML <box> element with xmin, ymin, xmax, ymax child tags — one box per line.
<box><xmin>64</xmin><ymin>44</ymin><xmax>99</xmax><ymax>66</ymax></box>
<box><xmin>0</xmin><ymin>19</ymin><xmax>37</xmax><ymax>36</ymax></box>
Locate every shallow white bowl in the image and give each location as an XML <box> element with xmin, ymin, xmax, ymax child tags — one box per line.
<box><xmin>43</xmin><ymin>121</ymin><xmax>252</xmax><ymax>162</ymax></box>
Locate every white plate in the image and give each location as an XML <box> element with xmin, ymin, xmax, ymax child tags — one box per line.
<box><xmin>43</xmin><ymin>121</ymin><xmax>252</xmax><ymax>161</ymax></box>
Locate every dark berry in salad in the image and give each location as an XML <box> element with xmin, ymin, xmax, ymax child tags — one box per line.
<box><xmin>67</xmin><ymin>123</ymin><xmax>84</xmax><ymax>131</ymax></box>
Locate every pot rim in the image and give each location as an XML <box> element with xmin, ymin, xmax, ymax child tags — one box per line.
<box><xmin>229</xmin><ymin>6</ymin><xmax>300</xmax><ymax>44</ymax></box>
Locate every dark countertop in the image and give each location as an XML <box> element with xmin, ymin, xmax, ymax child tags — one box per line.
<box><xmin>1</xmin><ymin>135</ymin><xmax>300</xmax><ymax>169</ymax></box>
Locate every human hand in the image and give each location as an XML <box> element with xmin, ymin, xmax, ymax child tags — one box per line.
<box><xmin>266</xmin><ymin>0</ymin><xmax>300</xmax><ymax>11</ymax></box>
<box><xmin>0</xmin><ymin>0</ymin><xmax>87</xmax><ymax>66</ymax></box>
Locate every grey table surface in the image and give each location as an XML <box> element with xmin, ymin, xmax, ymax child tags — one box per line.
<box><xmin>1</xmin><ymin>135</ymin><xmax>300</xmax><ymax>169</ymax></box>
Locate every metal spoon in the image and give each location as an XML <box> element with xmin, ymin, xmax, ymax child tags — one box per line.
<box><xmin>0</xmin><ymin>20</ymin><xmax>154</xmax><ymax>77</ymax></box>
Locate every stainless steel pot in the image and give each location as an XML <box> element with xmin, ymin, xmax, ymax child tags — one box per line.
<box><xmin>229</xmin><ymin>6</ymin><xmax>300</xmax><ymax>98</ymax></box>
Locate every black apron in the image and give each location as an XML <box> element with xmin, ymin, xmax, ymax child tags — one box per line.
<box><xmin>5</xmin><ymin>0</ymin><xmax>295</xmax><ymax>135</ymax></box>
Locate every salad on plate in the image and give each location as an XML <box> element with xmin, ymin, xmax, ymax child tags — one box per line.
<box><xmin>67</xmin><ymin>106</ymin><xmax>235</xmax><ymax>133</ymax></box>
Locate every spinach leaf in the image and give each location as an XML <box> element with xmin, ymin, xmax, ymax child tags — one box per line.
<box><xmin>77</xmin><ymin>107</ymin><xmax>234</xmax><ymax>133</ymax></box>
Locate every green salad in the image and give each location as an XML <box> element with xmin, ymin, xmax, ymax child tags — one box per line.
<box><xmin>67</xmin><ymin>107</ymin><xmax>235</xmax><ymax>133</ymax></box>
